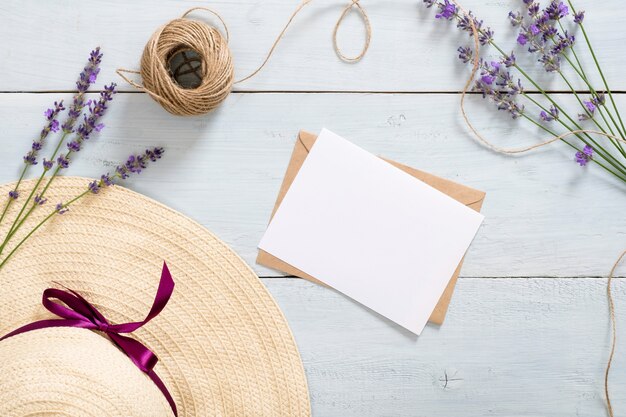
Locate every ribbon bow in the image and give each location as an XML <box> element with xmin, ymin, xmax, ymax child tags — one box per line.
<box><xmin>0</xmin><ymin>262</ymin><xmax>177</xmax><ymax>416</ymax></box>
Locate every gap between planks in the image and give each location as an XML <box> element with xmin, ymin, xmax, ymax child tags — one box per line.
<box><xmin>1</xmin><ymin>90</ymin><xmax>625</xmax><ymax>95</ymax></box>
<box><xmin>259</xmin><ymin>275</ymin><xmax>626</xmax><ymax>279</ymax></box>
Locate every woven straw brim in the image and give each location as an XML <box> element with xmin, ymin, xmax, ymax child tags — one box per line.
<box><xmin>0</xmin><ymin>177</ymin><xmax>311</xmax><ymax>416</ymax></box>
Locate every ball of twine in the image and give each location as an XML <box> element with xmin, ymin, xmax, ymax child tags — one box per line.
<box><xmin>118</xmin><ymin>9</ymin><xmax>234</xmax><ymax>116</ymax></box>
<box><xmin>117</xmin><ymin>1</ymin><xmax>371</xmax><ymax>116</ymax></box>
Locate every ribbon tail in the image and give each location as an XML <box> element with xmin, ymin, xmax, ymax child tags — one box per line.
<box><xmin>108</xmin><ymin>333</ymin><xmax>159</xmax><ymax>372</ymax></box>
<box><xmin>148</xmin><ymin>369</ymin><xmax>178</xmax><ymax>417</ymax></box>
<box><xmin>0</xmin><ymin>318</ymin><xmax>95</xmax><ymax>341</ymax></box>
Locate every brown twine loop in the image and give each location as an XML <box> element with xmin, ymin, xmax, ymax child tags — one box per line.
<box><xmin>117</xmin><ymin>0</ymin><xmax>371</xmax><ymax>116</ymax></box>
<box><xmin>450</xmin><ymin>1</ymin><xmax>623</xmax><ymax>415</ymax></box>
<box><xmin>333</xmin><ymin>0</ymin><xmax>372</xmax><ymax>63</ymax></box>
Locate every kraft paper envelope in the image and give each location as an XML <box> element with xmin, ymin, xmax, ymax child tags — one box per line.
<box><xmin>257</xmin><ymin>131</ymin><xmax>486</xmax><ymax>325</ymax></box>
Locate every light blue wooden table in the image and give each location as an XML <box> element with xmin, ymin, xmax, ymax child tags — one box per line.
<box><xmin>0</xmin><ymin>1</ymin><xmax>624</xmax><ymax>415</ymax></box>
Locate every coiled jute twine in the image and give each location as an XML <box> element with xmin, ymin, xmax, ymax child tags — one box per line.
<box><xmin>449</xmin><ymin>1</ymin><xmax>625</xmax><ymax>416</ymax></box>
<box><xmin>117</xmin><ymin>0</ymin><xmax>371</xmax><ymax>116</ymax></box>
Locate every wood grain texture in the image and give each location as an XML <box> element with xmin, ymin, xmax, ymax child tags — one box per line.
<box><xmin>0</xmin><ymin>0</ymin><xmax>623</xmax><ymax>92</ymax></box>
<box><xmin>1</xmin><ymin>2</ymin><xmax>626</xmax><ymax>415</ymax></box>
<box><xmin>264</xmin><ymin>277</ymin><xmax>625</xmax><ymax>417</ymax></box>
<box><xmin>0</xmin><ymin>93</ymin><xmax>623</xmax><ymax>277</ymax></box>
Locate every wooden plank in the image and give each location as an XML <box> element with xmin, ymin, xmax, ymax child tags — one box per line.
<box><xmin>0</xmin><ymin>0</ymin><xmax>623</xmax><ymax>92</ymax></box>
<box><xmin>0</xmin><ymin>92</ymin><xmax>624</xmax><ymax>277</ymax></box>
<box><xmin>263</xmin><ymin>276</ymin><xmax>626</xmax><ymax>417</ymax></box>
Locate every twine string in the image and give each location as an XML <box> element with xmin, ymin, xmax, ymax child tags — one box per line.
<box><xmin>117</xmin><ymin>0</ymin><xmax>371</xmax><ymax>115</ymax></box>
<box><xmin>332</xmin><ymin>0</ymin><xmax>372</xmax><ymax>63</ymax></box>
<box><xmin>181</xmin><ymin>7</ymin><xmax>230</xmax><ymax>41</ymax></box>
<box><xmin>605</xmin><ymin>250</ymin><xmax>625</xmax><ymax>417</ymax></box>
<box><xmin>450</xmin><ymin>1</ymin><xmax>623</xmax><ymax>416</ymax></box>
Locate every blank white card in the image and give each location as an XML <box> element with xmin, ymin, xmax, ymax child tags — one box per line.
<box><xmin>259</xmin><ymin>129</ymin><xmax>484</xmax><ymax>334</ymax></box>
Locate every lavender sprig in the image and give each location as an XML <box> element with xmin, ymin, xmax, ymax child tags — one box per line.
<box><xmin>575</xmin><ymin>145</ymin><xmax>594</xmax><ymax>166</ymax></box>
<box><xmin>0</xmin><ymin>100</ymin><xmax>65</xmax><ymax>227</ymax></box>
<box><xmin>90</xmin><ymin>147</ymin><xmax>165</xmax><ymax>194</ymax></box>
<box><xmin>0</xmin><ymin>84</ymin><xmax>118</xmax><ymax>252</ymax></box>
<box><xmin>66</xmin><ymin>84</ymin><xmax>116</xmax><ymax>154</ymax></box>
<box><xmin>0</xmin><ymin>47</ymin><xmax>166</xmax><ymax>270</ymax></box>
<box><xmin>0</xmin><ymin>147</ymin><xmax>165</xmax><ymax>270</ymax></box>
<box><xmin>0</xmin><ymin>148</ymin><xmax>164</xmax><ymax>270</ymax></box>
<box><xmin>1</xmin><ymin>47</ymin><xmax>104</xmax><ymax>246</ymax></box>
<box><xmin>422</xmin><ymin>0</ymin><xmax>626</xmax><ymax>182</ymax></box>
<box><xmin>513</xmin><ymin>1</ymin><xmax>626</xmax><ymax>159</ymax></box>
<box><xmin>23</xmin><ymin>101</ymin><xmax>65</xmax><ymax>167</ymax></box>
<box><xmin>61</xmin><ymin>47</ymin><xmax>102</xmax><ymax>134</ymax></box>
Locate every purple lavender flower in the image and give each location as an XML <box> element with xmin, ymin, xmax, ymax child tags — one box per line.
<box><xmin>8</xmin><ymin>190</ymin><xmax>18</xmax><ymax>200</ymax></box>
<box><xmin>543</xmin><ymin>26</ymin><xmax>558</xmax><ymax>40</ymax></box>
<box><xmin>43</xmin><ymin>158</ymin><xmax>54</xmax><ymax>171</ymax></box>
<box><xmin>71</xmin><ymin>83</ymin><xmax>116</xmax><ymax>149</ymax></box>
<box><xmin>34</xmin><ymin>195</ymin><xmax>47</xmax><ymax>206</ymax></box>
<box><xmin>502</xmin><ymin>52</ymin><xmax>516</xmax><ymax>67</ymax></box>
<box><xmin>423</xmin><ymin>0</ymin><xmax>437</xmax><ymax>7</ymax></box>
<box><xmin>55</xmin><ymin>203</ymin><xmax>68</xmax><ymax>214</ymax></box>
<box><xmin>49</xmin><ymin>119</ymin><xmax>60</xmax><ymax>133</ymax></box>
<box><xmin>76</xmin><ymin>48</ymin><xmax>103</xmax><ymax>93</ymax></box>
<box><xmin>528</xmin><ymin>2</ymin><xmax>540</xmax><ymax>17</ymax></box>
<box><xmin>574</xmin><ymin>11</ymin><xmax>585</xmax><ymax>24</ymax></box>
<box><xmin>145</xmin><ymin>147</ymin><xmax>165</xmax><ymax>162</ymax></box>
<box><xmin>479</xmin><ymin>28</ymin><xmax>494</xmax><ymax>45</ymax></box>
<box><xmin>472</xmin><ymin>59</ymin><xmax>525</xmax><ymax>119</ymax></box>
<box><xmin>67</xmin><ymin>141</ymin><xmax>81</xmax><ymax>152</ymax></box>
<box><xmin>101</xmin><ymin>173</ymin><xmax>113</xmax><ymax>186</ymax></box>
<box><xmin>57</xmin><ymin>154</ymin><xmax>70</xmax><ymax>169</ymax></box>
<box><xmin>24</xmin><ymin>101</ymin><xmax>65</xmax><ymax>166</ymax></box>
<box><xmin>579</xmin><ymin>100</ymin><xmax>596</xmax><ymax>120</ymax></box>
<box><xmin>508</xmin><ymin>11</ymin><xmax>523</xmax><ymax>26</ymax></box>
<box><xmin>115</xmin><ymin>147</ymin><xmax>165</xmax><ymax>180</ymax></box>
<box><xmin>23</xmin><ymin>152</ymin><xmax>37</xmax><ymax>166</ymax></box>
<box><xmin>453</xmin><ymin>9</ymin><xmax>495</xmax><ymax>46</ymax></box>
<box><xmin>575</xmin><ymin>145</ymin><xmax>593</xmax><ymax>166</ymax></box>
<box><xmin>539</xmin><ymin>53</ymin><xmax>561</xmax><ymax>72</ymax></box>
<box><xmin>61</xmin><ymin>48</ymin><xmax>103</xmax><ymax>134</ymax></box>
<box><xmin>591</xmin><ymin>93</ymin><xmax>606</xmax><ymax>107</ymax></box>
<box><xmin>551</xmin><ymin>32</ymin><xmax>575</xmax><ymax>55</ymax></box>
<box><xmin>545</xmin><ymin>1</ymin><xmax>568</xmax><ymax>21</ymax></box>
<box><xmin>517</xmin><ymin>33</ymin><xmax>528</xmax><ymax>45</ymax></box>
<box><xmin>41</xmin><ymin>101</ymin><xmax>64</xmax><ymax>140</ymax></box>
<box><xmin>88</xmin><ymin>180</ymin><xmax>101</xmax><ymax>194</ymax></box>
<box><xmin>481</xmin><ymin>74</ymin><xmax>495</xmax><ymax>85</ymax></box>
<box><xmin>539</xmin><ymin>106</ymin><xmax>559</xmax><ymax>122</ymax></box>
<box><xmin>435</xmin><ymin>0</ymin><xmax>456</xmax><ymax>19</ymax></box>
<box><xmin>529</xmin><ymin>24</ymin><xmax>541</xmax><ymax>36</ymax></box>
<box><xmin>457</xmin><ymin>46</ymin><xmax>473</xmax><ymax>63</ymax></box>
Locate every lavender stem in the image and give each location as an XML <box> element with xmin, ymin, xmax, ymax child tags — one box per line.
<box><xmin>567</xmin><ymin>0</ymin><xmax>626</xmax><ymax>141</ymax></box>
<box><xmin>0</xmin><ymin>189</ymin><xmax>89</xmax><ymax>270</ymax></box>
<box><xmin>0</xmin><ymin>165</ymin><xmax>27</xmax><ymax>227</ymax></box>
<box><xmin>0</xmin><ymin>131</ymin><xmax>69</xmax><ymax>255</ymax></box>
<box><xmin>522</xmin><ymin>112</ymin><xmax>626</xmax><ymax>183</ymax></box>
<box><xmin>520</xmin><ymin>91</ymin><xmax>626</xmax><ymax>176</ymax></box>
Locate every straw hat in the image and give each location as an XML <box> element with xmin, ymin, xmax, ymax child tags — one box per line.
<box><xmin>0</xmin><ymin>176</ymin><xmax>311</xmax><ymax>416</ymax></box>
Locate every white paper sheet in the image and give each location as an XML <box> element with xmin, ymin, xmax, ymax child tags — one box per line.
<box><xmin>259</xmin><ymin>129</ymin><xmax>484</xmax><ymax>334</ymax></box>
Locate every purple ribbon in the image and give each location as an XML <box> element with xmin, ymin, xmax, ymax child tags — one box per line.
<box><xmin>0</xmin><ymin>262</ymin><xmax>178</xmax><ymax>416</ymax></box>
